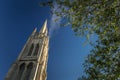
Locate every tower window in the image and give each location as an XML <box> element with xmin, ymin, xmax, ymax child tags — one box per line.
<box><xmin>24</xmin><ymin>63</ymin><xmax>33</xmax><ymax>80</ymax></box>
<box><xmin>18</xmin><ymin>63</ymin><xmax>25</xmax><ymax>80</ymax></box>
<box><xmin>33</xmin><ymin>44</ymin><xmax>39</xmax><ymax>56</ymax></box>
<box><xmin>28</xmin><ymin>44</ymin><xmax>34</xmax><ymax>56</ymax></box>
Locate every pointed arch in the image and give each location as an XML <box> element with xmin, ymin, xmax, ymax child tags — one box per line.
<box><xmin>18</xmin><ymin>63</ymin><xmax>25</xmax><ymax>80</ymax></box>
<box><xmin>24</xmin><ymin>62</ymin><xmax>33</xmax><ymax>80</ymax></box>
<box><xmin>28</xmin><ymin>43</ymin><xmax>34</xmax><ymax>56</ymax></box>
<box><xmin>33</xmin><ymin>43</ymin><xmax>39</xmax><ymax>56</ymax></box>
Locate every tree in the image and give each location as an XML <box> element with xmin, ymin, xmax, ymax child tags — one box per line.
<box><xmin>81</xmin><ymin>31</ymin><xmax>120</xmax><ymax>80</ymax></box>
<box><xmin>41</xmin><ymin>0</ymin><xmax>120</xmax><ymax>79</ymax></box>
<box><xmin>41</xmin><ymin>0</ymin><xmax>120</xmax><ymax>38</ymax></box>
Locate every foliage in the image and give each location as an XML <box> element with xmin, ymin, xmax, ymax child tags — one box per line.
<box><xmin>41</xmin><ymin>0</ymin><xmax>120</xmax><ymax>79</ymax></box>
<box><xmin>41</xmin><ymin>0</ymin><xmax>120</xmax><ymax>37</ymax></box>
<box><xmin>81</xmin><ymin>31</ymin><xmax>120</xmax><ymax>80</ymax></box>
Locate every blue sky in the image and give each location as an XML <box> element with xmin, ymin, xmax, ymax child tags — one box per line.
<box><xmin>0</xmin><ymin>0</ymin><xmax>92</xmax><ymax>80</ymax></box>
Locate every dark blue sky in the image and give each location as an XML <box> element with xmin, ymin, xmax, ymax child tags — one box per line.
<box><xmin>0</xmin><ymin>0</ymin><xmax>92</xmax><ymax>80</ymax></box>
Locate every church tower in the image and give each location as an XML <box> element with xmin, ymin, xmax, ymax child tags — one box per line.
<box><xmin>5</xmin><ymin>20</ymin><xmax>49</xmax><ymax>80</ymax></box>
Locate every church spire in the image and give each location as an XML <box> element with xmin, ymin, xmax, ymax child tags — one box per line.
<box><xmin>5</xmin><ymin>19</ymin><xmax>49</xmax><ymax>80</ymax></box>
<box><xmin>31</xmin><ymin>27</ymin><xmax>37</xmax><ymax>36</ymax></box>
<box><xmin>39</xmin><ymin>20</ymin><xmax>47</xmax><ymax>34</ymax></box>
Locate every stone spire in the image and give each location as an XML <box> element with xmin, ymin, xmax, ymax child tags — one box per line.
<box><xmin>5</xmin><ymin>20</ymin><xmax>49</xmax><ymax>80</ymax></box>
<box><xmin>39</xmin><ymin>20</ymin><xmax>47</xmax><ymax>34</ymax></box>
<box><xmin>31</xmin><ymin>27</ymin><xmax>37</xmax><ymax>36</ymax></box>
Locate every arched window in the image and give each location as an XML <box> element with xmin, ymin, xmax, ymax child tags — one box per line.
<box><xmin>18</xmin><ymin>63</ymin><xmax>25</xmax><ymax>80</ymax></box>
<box><xmin>28</xmin><ymin>44</ymin><xmax>34</xmax><ymax>56</ymax></box>
<box><xmin>33</xmin><ymin>44</ymin><xmax>39</xmax><ymax>56</ymax></box>
<box><xmin>24</xmin><ymin>63</ymin><xmax>33</xmax><ymax>80</ymax></box>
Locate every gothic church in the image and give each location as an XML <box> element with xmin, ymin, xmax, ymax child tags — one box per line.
<box><xmin>5</xmin><ymin>20</ymin><xmax>49</xmax><ymax>80</ymax></box>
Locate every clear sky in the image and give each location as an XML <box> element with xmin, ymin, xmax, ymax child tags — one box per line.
<box><xmin>0</xmin><ymin>0</ymin><xmax>92</xmax><ymax>80</ymax></box>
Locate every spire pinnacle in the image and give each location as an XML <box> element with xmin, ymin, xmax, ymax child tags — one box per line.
<box><xmin>33</xmin><ymin>27</ymin><xmax>37</xmax><ymax>33</ymax></box>
<box><xmin>39</xmin><ymin>19</ymin><xmax>47</xmax><ymax>33</ymax></box>
<box><xmin>31</xmin><ymin>27</ymin><xmax>37</xmax><ymax>36</ymax></box>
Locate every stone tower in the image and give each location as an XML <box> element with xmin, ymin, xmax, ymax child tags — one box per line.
<box><xmin>5</xmin><ymin>20</ymin><xmax>49</xmax><ymax>80</ymax></box>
